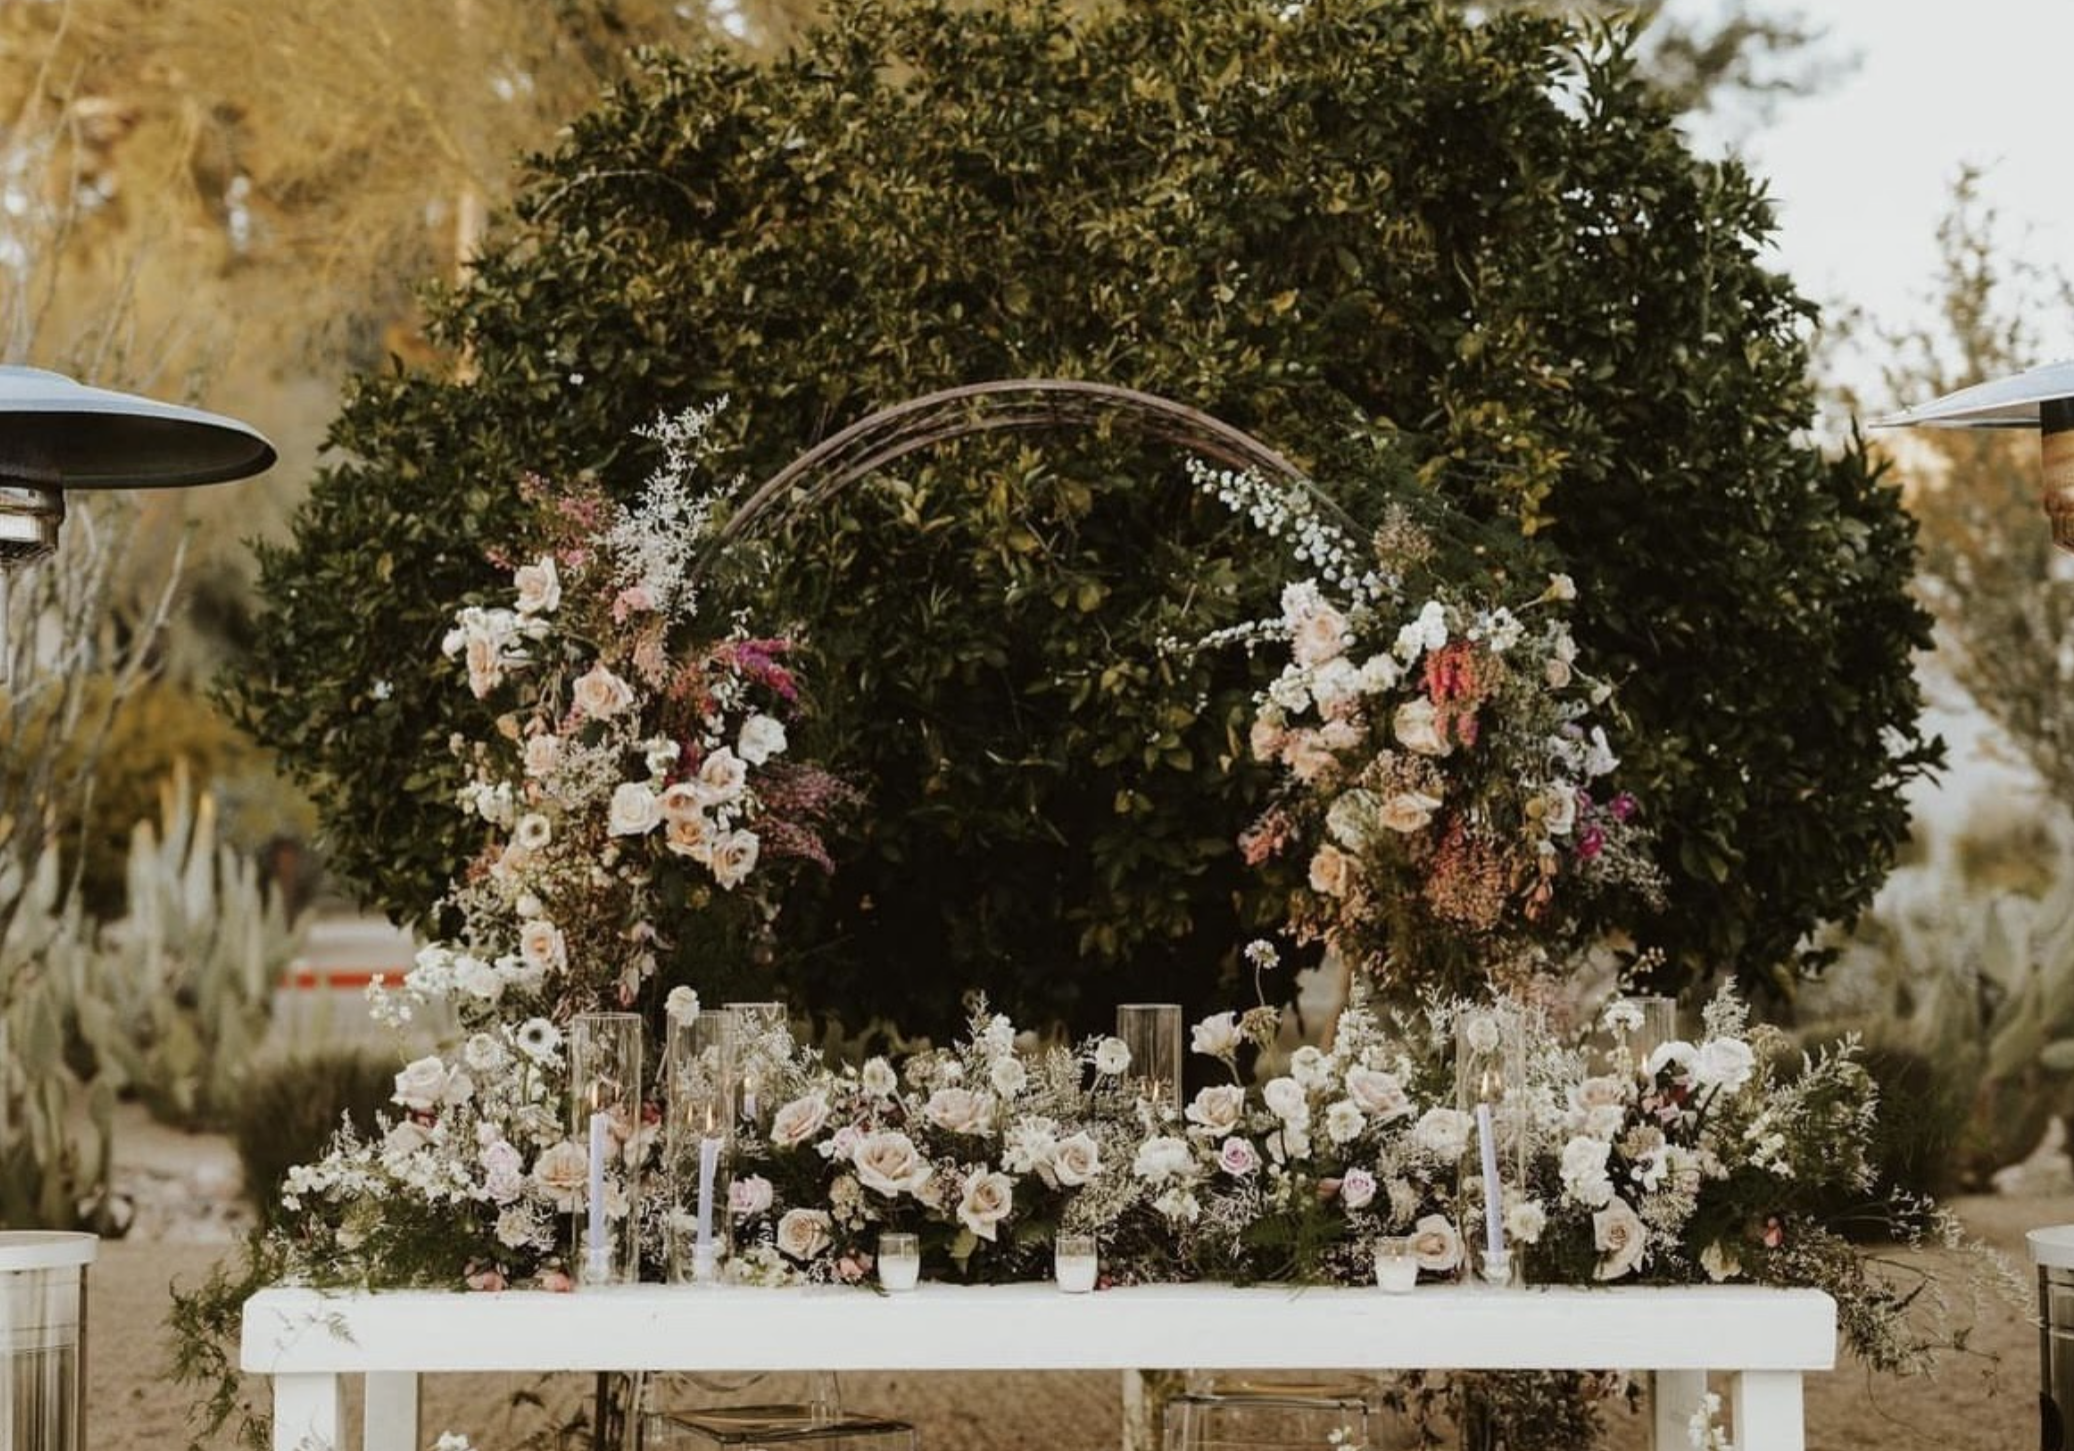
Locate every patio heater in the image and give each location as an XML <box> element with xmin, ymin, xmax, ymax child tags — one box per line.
<box><xmin>0</xmin><ymin>365</ymin><xmax>271</xmax><ymax>1451</ymax></box>
<box><xmin>0</xmin><ymin>364</ymin><xmax>276</xmax><ymax>676</ymax></box>
<box><xmin>1873</xmin><ymin>357</ymin><xmax>2074</xmax><ymax>550</ymax></box>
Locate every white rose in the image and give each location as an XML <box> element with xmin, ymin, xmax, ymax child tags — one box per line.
<box><xmin>513</xmin><ymin>556</ymin><xmax>561</xmax><ymax>615</ymax></box>
<box><xmin>1410</xmin><ymin>1213</ymin><xmax>1463</xmax><ymax>1273</ymax></box>
<box><xmin>1218</xmin><ymin>1136</ymin><xmax>1260</xmax><ymax>1177</ymax></box>
<box><xmin>709</xmin><ymin>829</ymin><xmax>761</xmax><ymax>889</ymax></box>
<box><xmin>737</xmin><ymin>714</ymin><xmax>789</xmax><ymax>766</ymax></box>
<box><xmin>1307</xmin><ymin>844</ymin><xmax>1356</xmax><ymax>899</ymax></box>
<box><xmin>393</xmin><ymin>1055</ymin><xmax>451</xmax><ymax>1111</ymax></box>
<box><xmin>1052</xmin><ymin>1131</ymin><xmax>1103</xmax><ymax>1186</ymax></box>
<box><xmin>1340</xmin><ymin>1167</ymin><xmax>1378</xmax><ymax>1210</ymax></box>
<box><xmin>1131</xmin><ymin>1134</ymin><xmax>1195</xmax><ymax>1184</ymax></box>
<box><xmin>524</xmin><ymin>734</ymin><xmax>561</xmax><ymax>778</ymax></box>
<box><xmin>1262</xmin><ymin>1077</ymin><xmax>1309</xmax><ymax>1123</ymax></box>
<box><xmin>776</xmin><ymin>1208</ymin><xmax>833</xmax><ymax>1261</ymax></box>
<box><xmin>1593</xmin><ymin>1198</ymin><xmax>1648</xmax><ymax>1281</ymax></box>
<box><xmin>730</xmin><ymin>1175</ymin><xmax>774</xmax><ymax>1218</ymax></box>
<box><xmin>664</xmin><ymin>813</ymin><xmax>715</xmax><ymax>864</ymax></box>
<box><xmin>658</xmin><ymin>781</ymin><xmax>707</xmax><ymax>822</ymax></box>
<box><xmin>1541</xmin><ymin>786</ymin><xmax>1577</xmax><ymax>836</ymax></box>
<box><xmin>769</xmin><ymin>1093</ymin><xmax>831</xmax><ymax>1148</ymax></box>
<box><xmin>853</xmin><ymin>1131</ymin><xmax>932</xmax><ymax>1197</ymax></box>
<box><xmin>1288</xmin><ymin>1046</ymin><xmax>1333</xmax><ymax>1093</ymax></box>
<box><xmin>926</xmin><ymin>1086</ymin><xmax>993</xmax><ymax>1135</ymax></box>
<box><xmin>1344</xmin><ymin>1067</ymin><xmax>1412</xmax><ymax>1122</ymax></box>
<box><xmin>988</xmin><ymin>1056</ymin><xmax>1028</xmax><ymax>1097</ymax></box>
<box><xmin>531</xmin><ymin>1140</ymin><xmax>590</xmax><ymax>1213</ymax></box>
<box><xmin>607</xmin><ymin>782</ymin><xmax>663</xmax><ymax>837</ymax></box>
<box><xmin>519</xmin><ymin>919</ymin><xmax>566</xmax><ymax>975</ymax></box>
<box><xmin>1190</xmin><ymin>1012</ymin><xmax>1240</xmax><ymax>1059</ymax></box>
<box><xmin>1391</xmin><ymin>698</ymin><xmax>1451</xmax><ymax>757</ymax></box>
<box><xmin>1572</xmin><ymin>1075</ymin><xmax>1629</xmax><ymax>1112</ymax></box>
<box><xmin>1378</xmin><ymin>790</ymin><xmax>1444</xmax><ymax>834</ymax></box>
<box><xmin>1185</xmin><ymin>1084</ymin><xmax>1246</xmax><ymax>1137</ymax></box>
<box><xmin>693</xmin><ymin>747</ymin><xmax>749</xmax><ymax>806</ymax></box>
<box><xmin>1093</xmin><ymin>1037</ymin><xmax>1131</xmax><ymax>1076</ymax></box>
<box><xmin>1693</xmin><ymin>1038</ymin><xmax>1756</xmax><ymax>1095</ymax></box>
<box><xmin>1412</xmin><ymin>1107</ymin><xmax>1472</xmax><ymax>1160</ymax></box>
<box><xmin>456</xmin><ymin>956</ymin><xmax>503</xmax><ymax>1001</ymax></box>
<box><xmin>956</xmin><ymin>1171</ymin><xmax>1016</xmax><ymax>1241</ymax></box>
<box><xmin>664</xmin><ymin>986</ymin><xmax>701</xmax><ymax>1024</ymax></box>
<box><xmin>1325</xmin><ymin>1099</ymin><xmax>1365</xmax><ymax>1145</ymax></box>
<box><xmin>571</xmin><ymin>663</ymin><xmax>635</xmax><ymax>720</ymax></box>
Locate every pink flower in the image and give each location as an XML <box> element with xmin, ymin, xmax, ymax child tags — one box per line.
<box><xmin>1610</xmin><ymin>792</ymin><xmax>1638</xmax><ymax>823</ymax></box>
<box><xmin>1340</xmin><ymin>1167</ymin><xmax>1378</xmax><ymax>1210</ymax></box>
<box><xmin>612</xmin><ymin>585</ymin><xmax>655</xmax><ymax>622</ymax></box>
<box><xmin>538</xmin><ymin>1269</ymin><xmax>575</xmax><ymax>1293</ymax></box>
<box><xmin>1576</xmin><ymin>826</ymin><xmax>1606</xmax><ymax>861</ymax></box>
<box><xmin>1218</xmin><ymin>1137</ymin><xmax>1260</xmax><ymax>1177</ymax></box>
<box><xmin>464</xmin><ymin>1265</ymin><xmax>507</xmax><ymax>1293</ymax></box>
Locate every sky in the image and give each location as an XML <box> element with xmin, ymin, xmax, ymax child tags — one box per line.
<box><xmin>1675</xmin><ymin>0</ymin><xmax>2074</xmax><ymax>409</ymax></box>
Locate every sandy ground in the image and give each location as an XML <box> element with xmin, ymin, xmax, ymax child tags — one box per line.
<box><xmin>84</xmin><ymin>1103</ymin><xmax>2065</xmax><ymax>1450</ymax></box>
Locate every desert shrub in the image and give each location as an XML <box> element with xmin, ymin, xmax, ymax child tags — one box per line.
<box><xmin>232</xmin><ymin>0</ymin><xmax>1934</xmax><ymax>1029</ymax></box>
<box><xmin>232</xmin><ymin>1050</ymin><xmax>396</xmax><ymax>1226</ymax></box>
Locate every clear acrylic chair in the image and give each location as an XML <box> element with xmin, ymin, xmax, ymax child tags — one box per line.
<box><xmin>637</xmin><ymin>1371</ymin><xmax>916</xmax><ymax>1451</ymax></box>
<box><xmin>1163</xmin><ymin>1372</ymin><xmax>1383</xmax><ymax>1451</ymax></box>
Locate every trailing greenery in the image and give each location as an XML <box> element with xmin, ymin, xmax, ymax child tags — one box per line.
<box><xmin>232</xmin><ymin>0</ymin><xmax>1934</xmax><ymax>1028</ymax></box>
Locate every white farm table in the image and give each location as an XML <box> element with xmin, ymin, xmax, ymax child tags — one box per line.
<box><xmin>241</xmin><ymin>1281</ymin><xmax>1835</xmax><ymax>1451</ymax></box>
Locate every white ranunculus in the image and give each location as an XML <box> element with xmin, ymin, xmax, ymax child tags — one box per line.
<box><xmin>693</xmin><ymin>747</ymin><xmax>749</xmax><ymax>806</ymax></box>
<box><xmin>1325</xmin><ymin>1099</ymin><xmax>1366</xmax><ymax>1145</ymax></box>
<box><xmin>1052</xmin><ymin>1131</ymin><xmax>1102</xmax><ymax>1186</ymax></box>
<box><xmin>776</xmin><ymin>1208</ymin><xmax>833</xmax><ymax>1261</ymax></box>
<box><xmin>1391</xmin><ymin>698</ymin><xmax>1451</xmax><ymax>757</ymax></box>
<box><xmin>737</xmin><ymin>714</ymin><xmax>789</xmax><ymax>766</ymax></box>
<box><xmin>853</xmin><ymin>1131</ymin><xmax>932</xmax><ymax>1198</ymax></box>
<box><xmin>1692</xmin><ymin>1038</ymin><xmax>1756</xmax><ymax>1095</ymax></box>
<box><xmin>1344</xmin><ymin>1067</ymin><xmax>1412</xmax><ymax>1122</ymax></box>
<box><xmin>393</xmin><ymin>1055</ymin><xmax>451</xmax><ymax>1112</ymax></box>
<box><xmin>1572</xmin><ymin>1075</ymin><xmax>1628</xmax><ymax>1113</ymax></box>
<box><xmin>382</xmin><ymin>1119</ymin><xmax>429</xmax><ymax>1161</ymax></box>
<box><xmin>769</xmin><ymin>1093</ymin><xmax>830</xmax><ymax>1148</ymax></box>
<box><xmin>1131</xmin><ymin>1134</ymin><xmax>1195</xmax><ymax>1185</ymax></box>
<box><xmin>1412</xmin><ymin>1107</ymin><xmax>1473</xmax><ymax>1160</ymax></box>
<box><xmin>463</xmin><ymin>1033</ymin><xmax>508</xmax><ymax>1074</ymax></box>
<box><xmin>956</xmin><ymin>1171</ymin><xmax>1016</xmax><ymax>1241</ymax></box>
<box><xmin>531</xmin><ymin>1140</ymin><xmax>590</xmax><ymax>1213</ymax></box>
<box><xmin>1377</xmin><ymin>790</ymin><xmax>1444</xmax><ymax>835</ymax></box>
<box><xmin>513</xmin><ymin>556</ymin><xmax>561</xmax><ymax>615</ymax></box>
<box><xmin>1262</xmin><ymin>1077</ymin><xmax>1309</xmax><ymax>1123</ymax></box>
<box><xmin>708</xmin><ymin>830</ymin><xmax>761</xmax><ymax>890</ymax></box>
<box><xmin>608</xmin><ymin>782</ymin><xmax>662</xmax><ymax>837</ymax></box>
<box><xmin>1355</xmin><ymin>653</ymin><xmax>1399</xmax><ymax>693</ymax></box>
<box><xmin>571</xmin><ymin>663</ymin><xmax>635</xmax><ymax>720</ymax></box>
<box><xmin>1186</xmin><ymin>1084</ymin><xmax>1246</xmax><ymax>1137</ymax></box>
<box><xmin>1191</xmin><ymin>1012</ymin><xmax>1240</xmax><ymax>1060</ymax></box>
<box><xmin>481</xmin><ymin>1140</ymin><xmax>525</xmax><ymax>1204</ymax></box>
<box><xmin>1092</xmin><ymin>1037</ymin><xmax>1131</xmax><ymax>1076</ymax></box>
<box><xmin>1410</xmin><ymin>1213</ymin><xmax>1463</xmax><ymax>1273</ymax></box>
<box><xmin>1592</xmin><ymin>1198</ymin><xmax>1648</xmax><ymax>1281</ymax></box>
<box><xmin>926</xmin><ymin>1086</ymin><xmax>993</xmax><ymax>1136</ymax></box>
<box><xmin>524</xmin><ymin>734</ymin><xmax>560</xmax><ymax>778</ymax></box>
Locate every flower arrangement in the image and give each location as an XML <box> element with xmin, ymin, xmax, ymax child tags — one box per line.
<box><xmin>1187</xmin><ymin>462</ymin><xmax>1664</xmax><ymax>995</ymax></box>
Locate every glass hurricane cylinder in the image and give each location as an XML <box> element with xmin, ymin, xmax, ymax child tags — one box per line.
<box><xmin>1115</xmin><ymin>1003</ymin><xmax>1182</xmax><ymax>1115</ymax></box>
<box><xmin>724</xmin><ymin>1000</ymin><xmax>789</xmax><ymax>1132</ymax></box>
<box><xmin>570</xmin><ymin>1012</ymin><xmax>644</xmax><ymax>1286</ymax></box>
<box><xmin>666</xmin><ymin>1008</ymin><xmax>738</xmax><ymax>1284</ymax></box>
<box><xmin>1619</xmin><ymin>995</ymin><xmax>1679</xmax><ymax>1080</ymax></box>
<box><xmin>1454</xmin><ymin>1003</ymin><xmax>1530</xmax><ymax>1286</ymax></box>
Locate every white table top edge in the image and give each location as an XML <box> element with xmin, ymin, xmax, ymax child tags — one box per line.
<box><xmin>241</xmin><ymin>1281</ymin><xmax>1837</xmax><ymax>1377</ymax></box>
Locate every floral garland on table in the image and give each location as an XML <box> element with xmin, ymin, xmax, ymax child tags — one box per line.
<box><xmin>277</xmin><ymin>404</ymin><xmax>853</xmax><ymax>1287</ymax></box>
<box><xmin>1185</xmin><ymin>461</ymin><xmax>1664</xmax><ymax>996</ymax></box>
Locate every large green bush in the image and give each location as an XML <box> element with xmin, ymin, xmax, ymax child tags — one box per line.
<box><xmin>233</xmin><ymin>0</ymin><xmax>1933</xmax><ymax>1029</ymax></box>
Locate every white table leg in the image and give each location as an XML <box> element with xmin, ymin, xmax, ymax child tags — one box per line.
<box><xmin>364</xmin><ymin>1371</ymin><xmax>420</xmax><ymax>1451</ymax></box>
<box><xmin>274</xmin><ymin>1371</ymin><xmax>343</xmax><ymax>1451</ymax></box>
<box><xmin>1731</xmin><ymin>1370</ymin><xmax>1805</xmax><ymax>1451</ymax></box>
<box><xmin>1652</xmin><ymin>1368</ymin><xmax>1707</xmax><ymax>1450</ymax></box>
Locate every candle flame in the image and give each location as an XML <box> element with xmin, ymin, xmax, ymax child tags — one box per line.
<box><xmin>1479</xmin><ymin>1067</ymin><xmax>1503</xmax><ymax>1102</ymax></box>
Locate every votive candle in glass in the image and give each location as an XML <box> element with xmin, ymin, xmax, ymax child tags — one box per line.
<box><xmin>877</xmin><ymin>1232</ymin><xmax>920</xmax><ymax>1292</ymax></box>
<box><xmin>1115</xmin><ymin>1003</ymin><xmax>1182</xmax><ymax>1114</ymax></box>
<box><xmin>1055</xmin><ymin>1233</ymin><xmax>1099</xmax><ymax>1293</ymax></box>
<box><xmin>725</xmin><ymin>1000</ymin><xmax>789</xmax><ymax>1128</ymax></box>
<box><xmin>1373</xmin><ymin>1235</ymin><xmax>1417</xmax><ymax>1293</ymax></box>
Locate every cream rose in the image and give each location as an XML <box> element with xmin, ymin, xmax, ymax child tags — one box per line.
<box><xmin>1248</xmin><ymin>714</ymin><xmax>1285</xmax><ymax>763</ymax></box>
<box><xmin>513</xmin><ymin>556</ymin><xmax>561</xmax><ymax>615</ymax></box>
<box><xmin>664</xmin><ymin>813</ymin><xmax>715</xmax><ymax>864</ymax></box>
<box><xmin>1307</xmin><ymin>843</ymin><xmax>1356</xmax><ymax>899</ymax></box>
<box><xmin>1693</xmin><ymin>1038</ymin><xmax>1757</xmax><ymax>1094</ymax></box>
<box><xmin>1593</xmin><ymin>1198</ymin><xmax>1648</xmax><ymax>1281</ymax></box>
<box><xmin>393</xmin><ymin>1055</ymin><xmax>451</xmax><ymax>1112</ymax></box>
<box><xmin>853</xmin><ymin>1131</ymin><xmax>932</xmax><ymax>1197</ymax></box>
<box><xmin>1186</xmin><ymin>1084</ymin><xmax>1246</xmax><ymax>1137</ymax></box>
<box><xmin>1291</xmin><ymin>601</ymin><xmax>1352</xmax><ymax>668</ymax></box>
<box><xmin>607</xmin><ymin>782</ymin><xmax>662</xmax><ymax>837</ymax></box>
<box><xmin>776</xmin><ymin>1208</ymin><xmax>833</xmax><ymax>1261</ymax></box>
<box><xmin>531</xmin><ymin>1140</ymin><xmax>590</xmax><ymax>1213</ymax></box>
<box><xmin>1410</xmin><ymin>1213</ymin><xmax>1463</xmax><ymax>1272</ymax></box>
<box><xmin>1344</xmin><ymin>1067</ymin><xmax>1411</xmax><ymax>1122</ymax></box>
<box><xmin>730</xmin><ymin>1175</ymin><xmax>774</xmax><ymax>1218</ymax></box>
<box><xmin>693</xmin><ymin>747</ymin><xmax>749</xmax><ymax>806</ymax></box>
<box><xmin>658</xmin><ymin>782</ymin><xmax>706</xmax><ymax>822</ymax></box>
<box><xmin>1392</xmin><ymin>698</ymin><xmax>1451</xmax><ymax>757</ymax></box>
<box><xmin>1052</xmin><ymin>1131</ymin><xmax>1102</xmax><ymax>1186</ymax></box>
<box><xmin>519</xmin><ymin>918</ymin><xmax>566</xmax><ymax>975</ymax></box>
<box><xmin>1377</xmin><ymin>789</ymin><xmax>1444</xmax><ymax>835</ymax></box>
<box><xmin>708</xmin><ymin>829</ymin><xmax>761</xmax><ymax>890</ymax></box>
<box><xmin>737</xmin><ymin>714</ymin><xmax>789</xmax><ymax>766</ymax></box>
<box><xmin>989</xmin><ymin>1056</ymin><xmax>1028</xmax><ymax>1097</ymax></box>
<box><xmin>1262</xmin><ymin>1076</ymin><xmax>1309</xmax><ymax>1123</ymax></box>
<box><xmin>524</xmin><ymin>734</ymin><xmax>561</xmax><ymax>778</ymax></box>
<box><xmin>572</xmin><ymin>663</ymin><xmax>635</xmax><ymax>720</ymax></box>
<box><xmin>956</xmin><ymin>1171</ymin><xmax>1015</xmax><ymax>1241</ymax></box>
<box><xmin>926</xmin><ymin>1086</ymin><xmax>993</xmax><ymax>1135</ymax></box>
<box><xmin>769</xmin><ymin>1092</ymin><xmax>830</xmax><ymax>1148</ymax></box>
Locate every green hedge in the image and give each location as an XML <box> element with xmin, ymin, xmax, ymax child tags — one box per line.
<box><xmin>232</xmin><ymin>0</ymin><xmax>1934</xmax><ymax>1030</ymax></box>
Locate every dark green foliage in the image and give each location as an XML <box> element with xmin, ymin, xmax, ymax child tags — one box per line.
<box><xmin>231</xmin><ymin>1051</ymin><xmax>395</xmax><ymax>1226</ymax></box>
<box><xmin>231</xmin><ymin>0</ymin><xmax>1933</xmax><ymax>1028</ymax></box>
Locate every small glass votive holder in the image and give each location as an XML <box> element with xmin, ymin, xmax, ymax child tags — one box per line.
<box><xmin>877</xmin><ymin>1233</ymin><xmax>920</xmax><ymax>1292</ymax></box>
<box><xmin>1373</xmin><ymin>1235</ymin><xmax>1418</xmax><ymax>1293</ymax></box>
<box><xmin>1054</xmin><ymin>1233</ymin><xmax>1099</xmax><ymax>1293</ymax></box>
<box><xmin>1478</xmin><ymin>1243</ymin><xmax>1516</xmax><ymax>1288</ymax></box>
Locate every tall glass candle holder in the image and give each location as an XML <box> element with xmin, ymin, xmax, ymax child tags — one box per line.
<box><xmin>1611</xmin><ymin>994</ymin><xmax>1679</xmax><ymax>1082</ymax></box>
<box><xmin>1115</xmin><ymin>1003</ymin><xmax>1182</xmax><ymax>1115</ymax></box>
<box><xmin>724</xmin><ymin>1000</ymin><xmax>789</xmax><ymax>1132</ymax></box>
<box><xmin>1454</xmin><ymin>1002</ymin><xmax>1529</xmax><ymax>1286</ymax></box>
<box><xmin>666</xmin><ymin>1008</ymin><xmax>738</xmax><ymax>1284</ymax></box>
<box><xmin>570</xmin><ymin>1012</ymin><xmax>644</xmax><ymax>1286</ymax></box>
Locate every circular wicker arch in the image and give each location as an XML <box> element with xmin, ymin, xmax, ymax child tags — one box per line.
<box><xmin>698</xmin><ymin>378</ymin><xmax>1327</xmax><ymax>573</ymax></box>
